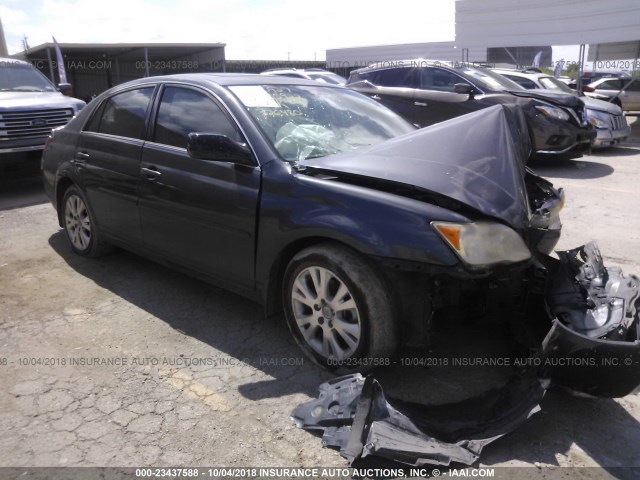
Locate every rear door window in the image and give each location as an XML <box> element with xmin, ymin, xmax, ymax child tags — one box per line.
<box><xmin>86</xmin><ymin>88</ymin><xmax>154</xmax><ymax>139</ymax></box>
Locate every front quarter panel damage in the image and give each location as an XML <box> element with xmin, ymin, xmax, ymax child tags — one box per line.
<box><xmin>293</xmin><ymin>242</ymin><xmax>640</xmax><ymax>468</ymax></box>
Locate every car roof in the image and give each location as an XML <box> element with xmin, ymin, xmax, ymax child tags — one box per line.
<box><xmin>492</xmin><ymin>69</ymin><xmax>549</xmax><ymax>79</ymax></box>
<box><xmin>589</xmin><ymin>76</ymin><xmax>622</xmax><ymax>84</ymax></box>
<box><xmin>108</xmin><ymin>72</ymin><xmax>331</xmax><ymax>90</ymax></box>
<box><xmin>262</xmin><ymin>68</ymin><xmax>333</xmax><ymax>74</ymax></box>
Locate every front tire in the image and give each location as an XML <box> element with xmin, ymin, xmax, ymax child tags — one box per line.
<box><xmin>283</xmin><ymin>243</ymin><xmax>397</xmax><ymax>370</ymax></box>
<box><xmin>61</xmin><ymin>185</ymin><xmax>111</xmax><ymax>257</ymax></box>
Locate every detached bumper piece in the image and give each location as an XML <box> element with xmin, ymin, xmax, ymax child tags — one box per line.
<box><xmin>542</xmin><ymin>242</ymin><xmax>640</xmax><ymax>397</ymax></box>
<box><xmin>291</xmin><ymin>373</ymin><xmax>546</xmax><ymax>467</ymax></box>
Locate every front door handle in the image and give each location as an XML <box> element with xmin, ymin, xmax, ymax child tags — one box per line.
<box><xmin>414</xmin><ymin>101</ymin><xmax>428</xmax><ymax>107</ymax></box>
<box><xmin>141</xmin><ymin>167</ymin><xmax>162</xmax><ymax>180</ymax></box>
<box><xmin>74</xmin><ymin>151</ymin><xmax>90</xmax><ymax>164</ymax></box>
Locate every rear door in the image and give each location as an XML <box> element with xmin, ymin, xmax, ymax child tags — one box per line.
<box><xmin>138</xmin><ymin>84</ymin><xmax>261</xmax><ymax>289</ymax></box>
<box><xmin>76</xmin><ymin>86</ymin><xmax>155</xmax><ymax>245</ymax></box>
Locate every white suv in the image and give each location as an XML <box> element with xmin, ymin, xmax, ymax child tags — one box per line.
<box><xmin>0</xmin><ymin>58</ymin><xmax>85</xmax><ymax>171</ymax></box>
<box><xmin>493</xmin><ymin>68</ymin><xmax>630</xmax><ymax>148</ymax></box>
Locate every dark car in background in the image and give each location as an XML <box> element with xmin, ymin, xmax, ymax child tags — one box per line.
<box><xmin>41</xmin><ymin>73</ymin><xmax>640</xmax><ymax>398</ymax></box>
<box><xmin>347</xmin><ymin>60</ymin><xmax>596</xmax><ymax>160</ymax></box>
<box><xmin>493</xmin><ymin>68</ymin><xmax>630</xmax><ymax>148</ymax></box>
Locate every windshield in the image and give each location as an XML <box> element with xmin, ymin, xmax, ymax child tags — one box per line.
<box><xmin>0</xmin><ymin>63</ymin><xmax>57</xmax><ymax>92</ymax></box>
<box><xmin>455</xmin><ymin>66</ymin><xmax>524</xmax><ymax>92</ymax></box>
<box><xmin>229</xmin><ymin>84</ymin><xmax>415</xmax><ymax>162</ymax></box>
<box><xmin>538</xmin><ymin>76</ymin><xmax>578</xmax><ymax>96</ymax></box>
<box><xmin>307</xmin><ymin>72</ymin><xmax>346</xmax><ymax>85</ymax></box>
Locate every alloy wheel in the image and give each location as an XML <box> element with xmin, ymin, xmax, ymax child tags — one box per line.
<box><xmin>290</xmin><ymin>266</ymin><xmax>361</xmax><ymax>360</ymax></box>
<box><xmin>65</xmin><ymin>194</ymin><xmax>91</xmax><ymax>251</ymax></box>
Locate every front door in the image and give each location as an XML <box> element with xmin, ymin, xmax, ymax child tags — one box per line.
<box><xmin>138</xmin><ymin>85</ymin><xmax>261</xmax><ymax>289</ymax></box>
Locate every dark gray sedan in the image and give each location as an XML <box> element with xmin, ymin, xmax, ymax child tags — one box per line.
<box><xmin>42</xmin><ymin>74</ymin><xmax>640</xmax><ymax>397</ymax></box>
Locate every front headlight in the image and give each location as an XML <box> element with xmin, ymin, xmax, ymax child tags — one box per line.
<box><xmin>586</xmin><ymin>109</ymin><xmax>610</xmax><ymax>129</ymax></box>
<box><xmin>535</xmin><ymin>105</ymin><xmax>570</xmax><ymax>121</ymax></box>
<box><xmin>432</xmin><ymin>221</ymin><xmax>531</xmax><ymax>267</ymax></box>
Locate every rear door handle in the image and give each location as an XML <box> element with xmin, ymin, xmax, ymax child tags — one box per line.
<box><xmin>141</xmin><ymin>166</ymin><xmax>162</xmax><ymax>180</ymax></box>
<box><xmin>414</xmin><ymin>101</ymin><xmax>428</xmax><ymax>107</ymax></box>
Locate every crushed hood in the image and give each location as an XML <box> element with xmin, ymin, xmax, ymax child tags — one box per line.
<box><xmin>582</xmin><ymin>95</ymin><xmax>623</xmax><ymax>115</ymax></box>
<box><xmin>301</xmin><ymin>104</ymin><xmax>531</xmax><ymax>228</ymax></box>
<box><xmin>508</xmin><ymin>89</ymin><xmax>584</xmax><ymax>108</ymax></box>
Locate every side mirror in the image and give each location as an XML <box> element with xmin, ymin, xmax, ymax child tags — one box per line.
<box><xmin>58</xmin><ymin>83</ymin><xmax>73</xmax><ymax>96</ymax></box>
<box><xmin>453</xmin><ymin>83</ymin><xmax>475</xmax><ymax>96</ymax></box>
<box><xmin>187</xmin><ymin>133</ymin><xmax>254</xmax><ymax>165</ymax></box>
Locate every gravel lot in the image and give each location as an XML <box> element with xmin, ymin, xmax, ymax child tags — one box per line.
<box><xmin>1</xmin><ymin>122</ymin><xmax>640</xmax><ymax>479</ymax></box>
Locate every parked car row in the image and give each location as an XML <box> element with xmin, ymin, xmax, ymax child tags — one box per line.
<box><xmin>260</xmin><ymin>63</ymin><xmax>634</xmax><ymax>155</ymax></box>
<box><xmin>344</xmin><ymin>60</ymin><xmax>628</xmax><ymax>158</ymax></box>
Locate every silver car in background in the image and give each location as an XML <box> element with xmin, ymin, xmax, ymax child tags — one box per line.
<box><xmin>587</xmin><ymin>76</ymin><xmax>640</xmax><ymax>112</ymax></box>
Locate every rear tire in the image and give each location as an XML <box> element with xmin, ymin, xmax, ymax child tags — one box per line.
<box><xmin>61</xmin><ymin>185</ymin><xmax>111</xmax><ymax>257</ymax></box>
<box><xmin>283</xmin><ymin>243</ymin><xmax>398</xmax><ymax>371</ymax></box>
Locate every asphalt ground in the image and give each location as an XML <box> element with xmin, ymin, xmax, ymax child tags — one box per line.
<box><xmin>0</xmin><ymin>115</ymin><xmax>639</xmax><ymax>479</ymax></box>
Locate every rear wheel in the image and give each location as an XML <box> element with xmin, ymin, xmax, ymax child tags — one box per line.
<box><xmin>283</xmin><ymin>243</ymin><xmax>397</xmax><ymax>370</ymax></box>
<box><xmin>62</xmin><ymin>185</ymin><xmax>111</xmax><ymax>257</ymax></box>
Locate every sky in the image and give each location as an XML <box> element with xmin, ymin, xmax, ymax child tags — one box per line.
<box><xmin>0</xmin><ymin>0</ymin><xmax>585</xmax><ymax>62</ymax></box>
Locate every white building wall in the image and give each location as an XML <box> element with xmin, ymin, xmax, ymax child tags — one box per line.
<box><xmin>455</xmin><ymin>0</ymin><xmax>640</xmax><ymax>47</ymax></box>
<box><xmin>326</xmin><ymin>42</ymin><xmax>487</xmax><ymax>69</ymax></box>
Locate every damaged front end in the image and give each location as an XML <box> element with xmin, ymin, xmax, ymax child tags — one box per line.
<box><xmin>538</xmin><ymin>242</ymin><xmax>640</xmax><ymax>397</ymax></box>
<box><xmin>293</xmin><ymin>242</ymin><xmax>640</xmax><ymax>467</ymax></box>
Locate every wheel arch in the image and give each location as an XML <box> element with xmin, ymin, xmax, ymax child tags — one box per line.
<box><xmin>55</xmin><ymin>176</ymin><xmax>76</xmax><ymax>228</ymax></box>
<box><xmin>263</xmin><ymin>236</ymin><xmax>385</xmax><ymax>318</ymax></box>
